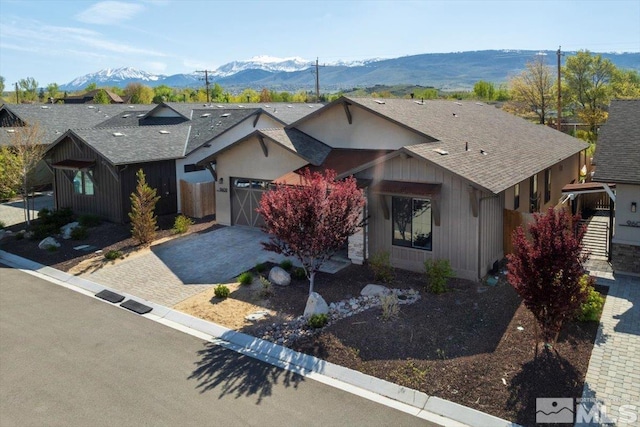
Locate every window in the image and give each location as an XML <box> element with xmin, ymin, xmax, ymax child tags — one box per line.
<box><xmin>392</xmin><ymin>197</ymin><xmax>432</xmax><ymax>251</ymax></box>
<box><xmin>544</xmin><ymin>168</ymin><xmax>551</xmax><ymax>203</ymax></box>
<box><xmin>73</xmin><ymin>170</ymin><xmax>94</xmax><ymax>195</ymax></box>
<box><xmin>184</xmin><ymin>164</ymin><xmax>206</xmax><ymax>173</ymax></box>
<box><xmin>514</xmin><ymin>183</ymin><xmax>520</xmax><ymax>210</ymax></box>
<box><xmin>529</xmin><ymin>174</ymin><xmax>538</xmax><ymax>212</ymax></box>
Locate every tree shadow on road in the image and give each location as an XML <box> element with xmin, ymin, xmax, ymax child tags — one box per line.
<box><xmin>188</xmin><ymin>341</ymin><xmax>305</xmax><ymax>404</ymax></box>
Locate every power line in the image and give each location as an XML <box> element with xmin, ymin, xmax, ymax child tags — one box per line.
<box><xmin>195</xmin><ymin>70</ymin><xmax>214</xmax><ymax>103</ymax></box>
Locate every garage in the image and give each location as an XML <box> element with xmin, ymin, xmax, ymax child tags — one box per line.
<box><xmin>231</xmin><ymin>178</ymin><xmax>271</xmax><ymax>227</ymax></box>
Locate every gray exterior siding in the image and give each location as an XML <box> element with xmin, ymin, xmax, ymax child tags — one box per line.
<box><xmin>357</xmin><ymin>155</ymin><xmax>481</xmax><ymax>280</ymax></box>
<box><xmin>479</xmin><ymin>192</ymin><xmax>505</xmax><ymax>278</ymax></box>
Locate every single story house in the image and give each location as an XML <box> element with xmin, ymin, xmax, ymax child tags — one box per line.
<box><xmin>198</xmin><ymin>96</ymin><xmax>589</xmax><ymax>280</ymax></box>
<box><xmin>592</xmin><ymin>99</ymin><xmax>640</xmax><ymax>276</ymax></box>
<box><xmin>43</xmin><ymin>102</ymin><xmax>323</xmax><ymax>222</ymax></box>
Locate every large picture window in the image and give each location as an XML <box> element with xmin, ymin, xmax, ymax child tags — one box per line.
<box><xmin>392</xmin><ymin>196</ymin><xmax>432</xmax><ymax>251</ymax></box>
<box><xmin>73</xmin><ymin>170</ymin><xmax>94</xmax><ymax>195</ymax></box>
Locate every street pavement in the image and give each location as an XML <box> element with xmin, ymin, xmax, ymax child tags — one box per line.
<box><xmin>0</xmin><ymin>265</ymin><xmax>435</xmax><ymax>427</ymax></box>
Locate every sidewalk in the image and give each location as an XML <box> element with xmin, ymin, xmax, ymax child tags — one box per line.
<box><xmin>580</xmin><ymin>273</ymin><xmax>640</xmax><ymax>425</ymax></box>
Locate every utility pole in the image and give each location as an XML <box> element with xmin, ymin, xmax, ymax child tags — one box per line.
<box><xmin>557</xmin><ymin>46</ymin><xmax>563</xmax><ymax>132</ymax></box>
<box><xmin>311</xmin><ymin>58</ymin><xmax>325</xmax><ymax>102</ymax></box>
<box><xmin>195</xmin><ymin>70</ymin><xmax>214</xmax><ymax>103</ymax></box>
<box><xmin>15</xmin><ymin>82</ymin><xmax>19</xmax><ymax>104</ymax></box>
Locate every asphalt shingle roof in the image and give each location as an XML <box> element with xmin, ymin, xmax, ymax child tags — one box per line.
<box><xmin>259</xmin><ymin>128</ymin><xmax>331</xmax><ymax>166</ymax></box>
<box><xmin>69</xmin><ymin>125</ymin><xmax>189</xmax><ymax>165</ymax></box>
<box><xmin>162</xmin><ymin>102</ymin><xmax>323</xmax><ymax>125</ymax></box>
<box><xmin>592</xmin><ymin>99</ymin><xmax>640</xmax><ymax>185</ymax></box>
<box><xmin>0</xmin><ymin>104</ymin><xmax>154</xmax><ymax>146</ymax></box>
<box><xmin>342</xmin><ymin>97</ymin><xmax>589</xmax><ymax>194</ymax></box>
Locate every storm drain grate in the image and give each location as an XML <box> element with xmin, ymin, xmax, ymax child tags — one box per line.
<box><xmin>120</xmin><ymin>300</ymin><xmax>152</xmax><ymax>315</ymax></box>
<box><xmin>95</xmin><ymin>290</ymin><xmax>125</xmax><ymax>303</ymax></box>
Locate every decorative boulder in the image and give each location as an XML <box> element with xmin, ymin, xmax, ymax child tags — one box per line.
<box><xmin>61</xmin><ymin>222</ymin><xmax>80</xmax><ymax>239</ymax></box>
<box><xmin>38</xmin><ymin>236</ymin><xmax>60</xmax><ymax>250</ymax></box>
<box><xmin>304</xmin><ymin>292</ymin><xmax>329</xmax><ymax>317</ymax></box>
<box><xmin>269</xmin><ymin>266</ymin><xmax>291</xmax><ymax>286</ymax></box>
<box><xmin>361</xmin><ymin>284</ymin><xmax>391</xmax><ymax>297</ymax></box>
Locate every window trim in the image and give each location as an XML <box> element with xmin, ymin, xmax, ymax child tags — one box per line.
<box><xmin>391</xmin><ymin>196</ymin><xmax>433</xmax><ymax>251</ymax></box>
<box><xmin>73</xmin><ymin>170</ymin><xmax>94</xmax><ymax>196</ymax></box>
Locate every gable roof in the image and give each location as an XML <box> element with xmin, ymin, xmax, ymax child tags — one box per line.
<box><xmin>592</xmin><ymin>99</ymin><xmax>640</xmax><ymax>185</ymax></box>
<box><xmin>53</xmin><ymin>126</ymin><xmax>189</xmax><ymax>166</ymax></box>
<box><xmin>62</xmin><ymin>89</ymin><xmax>124</xmax><ymax>104</ymax></box>
<box><xmin>299</xmin><ymin>97</ymin><xmax>588</xmax><ymax>194</ymax></box>
<box><xmin>162</xmin><ymin>102</ymin><xmax>323</xmax><ymax>125</ymax></box>
<box><xmin>0</xmin><ymin>104</ymin><xmax>154</xmax><ymax>146</ymax></box>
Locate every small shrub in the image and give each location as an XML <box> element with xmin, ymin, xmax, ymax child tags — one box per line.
<box><xmin>78</xmin><ymin>214</ymin><xmax>101</xmax><ymax>228</ymax></box>
<box><xmin>292</xmin><ymin>267</ymin><xmax>306</xmax><ymax>280</ymax></box>
<box><xmin>424</xmin><ymin>259</ymin><xmax>453</xmax><ymax>294</ymax></box>
<box><xmin>279</xmin><ymin>259</ymin><xmax>293</xmax><ymax>271</ymax></box>
<box><xmin>46</xmin><ymin>245</ymin><xmax>58</xmax><ymax>252</ymax></box>
<box><xmin>369</xmin><ymin>251</ymin><xmax>394</xmax><ymax>283</ymax></box>
<box><xmin>237</xmin><ymin>271</ymin><xmax>253</xmax><ymax>285</ymax></box>
<box><xmin>104</xmin><ymin>250</ymin><xmax>122</xmax><ymax>260</ymax></box>
<box><xmin>254</xmin><ymin>262</ymin><xmax>267</xmax><ymax>273</ymax></box>
<box><xmin>576</xmin><ymin>274</ymin><xmax>605</xmax><ymax>322</ymax></box>
<box><xmin>172</xmin><ymin>214</ymin><xmax>194</xmax><ymax>234</ymax></box>
<box><xmin>70</xmin><ymin>226</ymin><xmax>88</xmax><ymax>240</ymax></box>
<box><xmin>15</xmin><ymin>232</ymin><xmax>24</xmax><ymax>240</ymax></box>
<box><xmin>259</xmin><ymin>275</ymin><xmax>273</xmax><ymax>298</ymax></box>
<box><xmin>307</xmin><ymin>313</ymin><xmax>328</xmax><ymax>329</ymax></box>
<box><xmin>33</xmin><ymin>207</ymin><xmax>75</xmax><ymax>239</ymax></box>
<box><xmin>0</xmin><ymin>220</ymin><xmax>5</xmax><ymax>229</ymax></box>
<box><xmin>214</xmin><ymin>284</ymin><xmax>230</xmax><ymax>298</ymax></box>
<box><xmin>380</xmin><ymin>293</ymin><xmax>399</xmax><ymax>321</ymax></box>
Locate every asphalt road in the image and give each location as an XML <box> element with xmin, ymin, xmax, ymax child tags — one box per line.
<box><xmin>0</xmin><ymin>265</ymin><xmax>434</xmax><ymax>427</ymax></box>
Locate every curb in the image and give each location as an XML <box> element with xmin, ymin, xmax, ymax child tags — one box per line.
<box><xmin>0</xmin><ymin>249</ymin><xmax>518</xmax><ymax>427</ymax></box>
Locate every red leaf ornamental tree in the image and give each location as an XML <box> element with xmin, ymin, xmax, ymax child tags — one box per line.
<box><xmin>507</xmin><ymin>207</ymin><xmax>589</xmax><ymax>346</ymax></box>
<box><xmin>257</xmin><ymin>169</ymin><xmax>365</xmax><ymax>296</ymax></box>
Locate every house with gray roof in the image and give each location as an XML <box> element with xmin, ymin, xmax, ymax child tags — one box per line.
<box><xmin>593</xmin><ymin>99</ymin><xmax>640</xmax><ymax>275</ymax></box>
<box><xmin>199</xmin><ymin>96</ymin><xmax>588</xmax><ymax>280</ymax></box>
<box><xmin>42</xmin><ymin>101</ymin><xmax>321</xmax><ymax>222</ymax></box>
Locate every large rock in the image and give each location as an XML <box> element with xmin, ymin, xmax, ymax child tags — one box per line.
<box><xmin>361</xmin><ymin>284</ymin><xmax>391</xmax><ymax>297</ymax></box>
<box><xmin>269</xmin><ymin>266</ymin><xmax>291</xmax><ymax>286</ymax></box>
<box><xmin>38</xmin><ymin>236</ymin><xmax>60</xmax><ymax>250</ymax></box>
<box><xmin>304</xmin><ymin>292</ymin><xmax>329</xmax><ymax>317</ymax></box>
<box><xmin>60</xmin><ymin>222</ymin><xmax>80</xmax><ymax>239</ymax></box>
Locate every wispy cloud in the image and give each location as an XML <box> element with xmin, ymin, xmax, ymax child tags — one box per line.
<box><xmin>75</xmin><ymin>1</ymin><xmax>145</xmax><ymax>25</ymax></box>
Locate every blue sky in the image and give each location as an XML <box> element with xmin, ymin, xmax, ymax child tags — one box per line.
<box><xmin>1</xmin><ymin>0</ymin><xmax>639</xmax><ymax>86</ymax></box>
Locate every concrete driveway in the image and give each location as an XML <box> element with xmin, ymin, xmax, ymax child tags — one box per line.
<box><xmin>0</xmin><ymin>192</ymin><xmax>54</xmax><ymax>227</ymax></box>
<box><xmin>82</xmin><ymin>226</ymin><xmax>349</xmax><ymax>306</ymax></box>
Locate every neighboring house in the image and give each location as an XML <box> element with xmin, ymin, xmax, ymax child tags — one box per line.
<box><xmin>0</xmin><ymin>103</ymin><xmax>153</xmax><ymax>188</ymax></box>
<box><xmin>592</xmin><ymin>99</ymin><xmax>640</xmax><ymax>276</ymax></box>
<box><xmin>59</xmin><ymin>89</ymin><xmax>124</xmax><ymax>104</ymax></box>
<box><xmin>43</xmin><ymin>102</ymin><xmax>323</xmax><ymax>222</ymax></box>
<box><xmin>198</xmin><ymin>97</ymin><xmax>588</xmax><ymax>280</ymax></box>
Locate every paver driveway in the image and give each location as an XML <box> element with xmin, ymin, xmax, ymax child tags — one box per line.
<box><xmin>83</xmin><ymin>226</ymin><xmax>299</xmax><ymax>306</ymax></box>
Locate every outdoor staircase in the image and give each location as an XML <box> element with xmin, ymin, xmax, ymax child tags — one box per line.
<box><xmin>580</xmin><ymin>216</ymin><xmax>609</xmax><ymax>259</ymax></box>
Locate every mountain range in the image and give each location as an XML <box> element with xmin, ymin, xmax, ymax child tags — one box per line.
<box><xmin>60</xmin><ymin>50</ymin><xmax>640</xmax><ymax>92</ymax></box>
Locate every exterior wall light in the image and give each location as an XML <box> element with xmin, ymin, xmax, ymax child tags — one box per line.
<box><xmin>632</xmin><ymin>202</ymin><xmax>637</xmax><ymax>213</ymax></box>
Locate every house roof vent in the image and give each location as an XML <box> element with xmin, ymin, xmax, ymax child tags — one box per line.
<box><xmin>112</xmin><ymin>132</ymin><xmax>125</xmax><ymax>137</ymax></box>
<box><xmin>432</xmin><ymin>148</ymin><xmax>449</xmax><ymax>156</ymax></box>
<box><xmin>200</xmin><ymin>113</ymin><xmax>211</xmax><ymax>118</ymax></box>
<box><xmin>220</xmin><ymin>113</ymin><xmax>230</xmax><ymax>117</ymax></box>
<box><xmin>159</xmin><ymin>130</ymin><xmax>170</xmax><ymax>134</ymax></box>
<box><xmin>374</xmin><ymin>99</ymin><xmax>385</xmax><ymax>104</ymax></box>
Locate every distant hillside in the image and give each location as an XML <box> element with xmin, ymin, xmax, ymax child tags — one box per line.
<box><xmin>60</xmin><ymin>50</ymin><xmax>640</xmax><ymax>92</ymax></box>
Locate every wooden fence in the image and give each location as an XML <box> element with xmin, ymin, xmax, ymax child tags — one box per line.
<box><xmin>503</xmin><ymin>209</ymin><xmax>535</xmax><ymax>255</ymax></box>
<box><xmin>180</xmin><ymin>180</ymin><xmax>215</xmax><ymax>219</ymax></box>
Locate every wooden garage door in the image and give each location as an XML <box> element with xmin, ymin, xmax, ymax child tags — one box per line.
<box><xmin>231</xmin><ymin>178</ymin><xmax>270</xmax><ymax>227</ymax></box>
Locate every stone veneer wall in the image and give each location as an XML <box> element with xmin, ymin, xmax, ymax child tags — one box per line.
<box><xmin>612</xmin><ymin>243</ymin><xmax>640</xmax><ymax>275</ymax></box>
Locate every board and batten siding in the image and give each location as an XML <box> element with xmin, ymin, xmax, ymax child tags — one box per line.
<box><xmin>479</xmin><ymin>192</ymin><xmax>505</xmax><ymax>278</ymax></box>
<box><xmin>49</xmin><ymin>137</ymin><xmax>124</xmax><ymax>223</ymax></box>
<box><xmin>357</xmin><ymin>155</ymin><xmax>481</xmax><ymax>281</ymax></box>
<box><xmin>119</xmin><ymin>160</ymin><xmax>177</xmax><ymax>222</ymax></box>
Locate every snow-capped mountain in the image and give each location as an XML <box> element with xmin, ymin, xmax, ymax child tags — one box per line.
<box><xmin>212</xmin><ymin>56</ymin><xmax>315</xmax><ymax>77</ymax></box>
<box><xmin>64</xmin><ymin>67</ymin><xmax>167</xmax><ymax>90</ymax></box>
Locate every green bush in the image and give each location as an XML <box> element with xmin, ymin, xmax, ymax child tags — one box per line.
<box><xmin>279</xmin><ymin>259</ymin><xmax>293</xmax><ymax>271</ymax></box>
<box><xmin>15</xmin><ymin>232</ymin><xmax>24</xmax><ymax>240</ymax></box>
<box><xmin>78</xmin><ymin>214</ymin><xmax>101</xmax><ymax>227</ymax></box>
<box><xmin>214</xmin><ymin>284</ymin><xmax>230</xmax><ymax>298</ymax></box>
<box><xmin>104</xmin><ymin>250</ymin><xmax>122</xmax><ymax>260</ymax></box>
<box><xmin>237</xmin><ymin>271</ymin><xmax>253</xmax><ymax>285</ymax></box>
<box><xmin>46</xmin><ymin>244</ymin><xmax>58</xmax><ymax>252</ymax></box>
<box><xmin>259</xmin><ymin>275</ymin><xmax>273</xmax><ymax>298</ymax></box>
<box><xmin>292</xmin><ymin>267</ymin><xmax>306</xmax><ymax>280</ymax></box>
<box><xmin>424</xmin><ymin>259</ymin><xmax>453</xmax><ymax>294</ymax></box>
<box><xmin>307</xmin><ymin>313</ymin><xmax>328</xmax><ymax>329</ymax></box>
<box><xmin>33</xmin><ymin>207</ymin><xmax>75</xmax><ymax>239</ymax></box>
<box><xmin>70</xmin><ymin>226</ymin><xmax>88</xmax><ymax>240</ymax></box>
<box><xmin>369</xmin><ymin>251</ymin><xmax>394</xmax><ymax>283</ymax></box>
<box><xmin>254</xmin><ymin>262</ymin><xmax>267</xmax><ymax>273</ymax></box>
<box><xmin>577</xmin><ymin>275</ymin><xmax>605</xmax><ymax>322</ymax></box>
<box><xmin>172</xmin><ymin>214</ymin><xmax>194</xmax><ymax>234</ymax></box>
